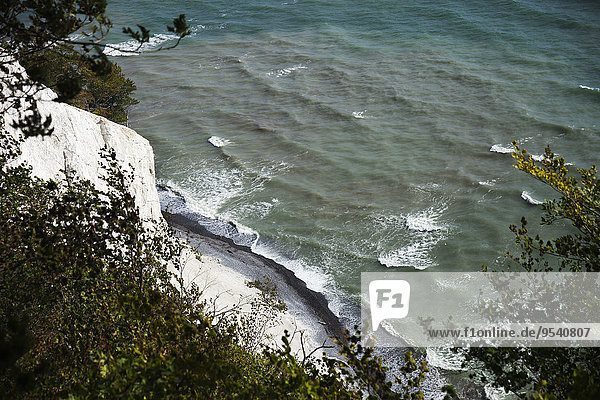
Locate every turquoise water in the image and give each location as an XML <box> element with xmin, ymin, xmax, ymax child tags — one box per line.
<box><xmin>105</xmin><ymin>0</ymin><xmax>600</xmax><ymax>315</ymax></box>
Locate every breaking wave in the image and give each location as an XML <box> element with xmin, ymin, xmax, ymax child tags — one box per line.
<box><xmin>579</xmin><ymin>85</ymin><xmax>600</xmax><ymax>92</ymax></box>
<box><xmin>208</xmin><ymin>136</ymin><xmax>231</xmax><ymax>148</ymax></box>
<box><xmin>104</xmin><ymin>33</ymin><xmax>179</xmax><ymax>57</ymax></box>
<box><xmin>377</xmin><ymin>205</ymin><xmax>449</xmax><ymax>270</ymax></box>
<box><xmin>521</xmin><ymin>191</ymin><xmax>543</xmax><ymax>205</ymax></box>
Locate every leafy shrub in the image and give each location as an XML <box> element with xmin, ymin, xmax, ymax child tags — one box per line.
<box><xmin>22</xmin><ymin>46</ymin><xmax>138</xmax><ymax>125</ymax></box>
<box><xmin>0</xmin><ymin>125</ymin><xmax>432</xmax><ymax>399</ymax></box>
<box><xmin>469</xmin><ymin>145</ymin><xmax>600</xmax><ymax>399</ymax></box>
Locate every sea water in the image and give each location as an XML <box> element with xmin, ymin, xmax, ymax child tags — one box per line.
<box><xmin>103</xmin><ymin>0</ymin><xmax>599</xmax><ymax>393</ymax></box>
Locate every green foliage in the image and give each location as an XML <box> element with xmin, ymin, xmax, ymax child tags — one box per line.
<box><xmin>0</xmin><ymin>124</ymin><xmax>439</xmax><ymax>398</ymax></box>
<box><xmin>1</xmin><ymin>0</ymin><xmax>189</xmax><ymax>135</ymax></box>
<box><xmin>2</xmin><ymin>0</ymin><xmax>113</xmax><ymax>136</ymax></box>
<box><xmin>470</xmin><ymin>144</ymin><xmax>600</xmax><ymax>399</ymax></box>
<box><xmin>507</xmin><ymin>143</ymin><xmax>599</xmax><ymax>272</ymax></box>
<box><xmin>321</xmin><ymin>328</ymin><xmax>431</xmax><ymax>400</ymax></box>
<box><xmin>22</xmin><ymin>45</ymin><xmax>138</xmax><ymax>124</ymax></box>
<box><xmin>2</xmin><ymin>4</ymin><xmax>440</xmax><ymax>396</ymax></box>
<box><xmin>0</xmin><ymin>126</ymin><xmax>180</xmax><ymax>397</ymax></box>
<box><xmin>531</xmin><ymin>369</ymin><xmax>600</xmax><ymax>400</ymax></box>
<box><xmin>237</xmin><ymin>277</ymin><xmax>288</xmax><ymax>352</ymax></box>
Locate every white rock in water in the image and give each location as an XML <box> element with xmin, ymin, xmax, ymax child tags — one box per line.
<box><xmin>2</xmin><ymin>61</ymin><xmax>162</xmax><ymax>222</ymax></box>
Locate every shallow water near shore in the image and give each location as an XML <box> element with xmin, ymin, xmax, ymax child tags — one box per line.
<box><xmin>105</xmin><ymin>1</ymin><xmax>599</xmax><ymax>395</ymax></box>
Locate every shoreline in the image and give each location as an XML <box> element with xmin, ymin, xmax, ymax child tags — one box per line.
<box><xmin>164</xmin><ymin>211</ymin><xmax>345</xmax><ymax>344</ymax></box>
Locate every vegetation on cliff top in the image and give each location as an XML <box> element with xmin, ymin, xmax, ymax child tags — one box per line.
<box><xmin>0</xmin><ymin>123</ymin><xmax>432</xmax><ymax>399</ymax></box>
<box><xmin>1</xmin><ymin>1</ymin><xmax>433</xmax><ymax>398</ymax></box>
<box><xmin>2</xmin><ymin>1</ymin><xmax>599</xmax><ymax>399</ymax></box>
<box><xmin>21</xmin><ymin>45</ymin><xmax>138</xmax><ymax>125</ymax></box>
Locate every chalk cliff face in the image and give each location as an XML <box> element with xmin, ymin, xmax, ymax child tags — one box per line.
<box><xmin>3</xmin><ymin>73</ymin><xmax>162</xmax><ymax>222</ymax></box>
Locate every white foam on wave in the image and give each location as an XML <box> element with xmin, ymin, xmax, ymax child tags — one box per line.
<box><xmin>490</xmin><ymin>143</ymin><xmax>545</xmax><ymax>162</ymax></box>
<box><xmin>377</xmin><ymin>205</ymin><xmax>449</xmax><ymax>270</ymax></box>
<box><xmin>521</xmin><ymin>191</ymin><xmax>543</xmax><ymax>205</ymax></box>
<box><xmin>230</xmin><ymin>220</ymin><xmax>261</xmax><ymax>248</ymax></box>
<box><xmin>426</xmin><ymin>348</ymin><xmax>465</xmax><ymax>371</ymax></box>
<box><xmin>157</xmin><ymin>179</ymin><xmax>261</xmax><ymax>248</ymax></box>
<box><xmin>489</xmin><ymin>144</ymin><xmax>513</xmax><ymax>154</ymax></box>
<box><xmin>352</xmin><ymin>110</ymin><xmax>367</xmax><ymax>119</ymax></box>
<box><xmin>158</xmin><ymin>177</ymin><xmax>237</xmax><ymax>220</ymax></box>
<box><xmin>189</xmin><ymin>23</ymin><xmax>228</xmax><ymax>33</ymax></box>
<box><xmin>251</xmin><ymin>241</ymin><xmax>346</xmax><ymax>316</ymax></box>
<box><xmin>208</xmin><ymin>136</ymin><xmax>231</xmax><ymax>148</ymax></box>
<box><xmin>267</xmin><ymin>64</ymin><xmax>308</xmax><ymax>78</ymax></box>
<box><xmin>67</xmin><ymin>33</ymin><xmax>87</xmax><ymax>41</ymax></box>
<box><xmin>378</xmin><ymin>240</ymin><xmax>438</xmax><ymax>270</ymax></box>
<box><xmin>484</xmin><ymin>384</ymin><xmax>511</xmax><ymax>400</ymax></box>
<box><xmin>579</xmin><ymin>85</ymin><xmax>600</xmax><ymax>92</ymax></box>
<box><xmin>225</xmin><ymin>201</ymin><xmax>275</xmax><ymax>220</ymax></box>
<box><xmin>405</xmin><ymin>205</ymin><xmax>448</xmax><ymax>232</ymax></box>
<box><xmin>478</xmin><ymin>178</ymin><xmax>497</xmax><ymax>186</ymax></box>
<box><xmin>531</xmin><ymin>154</ymin><xmax>545</xmax><ymax>162</ymax></box>
<box><xmin>158</xmin><ymin>155</ymin><xmax>289</xmax><ymax>224</ymax></box>
<box><xmin>254</xmin><ymin>242</ymin><xmax>332</xmax><ymax>293</ymax></box>
<box><xmin>103</xmin><ymin>33</ymin><xmax>178</xmax><ymax>57</ymax></box>
<box><xmin>157</xmin><ymin>183</ymin><xmax>187</xmax><ymax>215</ymax></box>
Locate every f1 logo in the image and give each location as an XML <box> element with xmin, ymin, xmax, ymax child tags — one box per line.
<box><xmin>369</xmin><ymin>280</ymin><xmax>410</xmax><ymax>330</ymax></box>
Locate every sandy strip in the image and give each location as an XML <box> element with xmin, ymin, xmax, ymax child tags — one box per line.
<box><xmin>166</xmin><ymin>214</ymin><xmax>344</xmax><ymax>359</ymax></box>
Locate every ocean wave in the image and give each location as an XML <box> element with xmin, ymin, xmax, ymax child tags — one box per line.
<box><xmin>253</xmin><ymin>242</ymin><xmax>334</xmax><ymax>294</ymax></box>
<box><xmin>489</xmin><ymin>144</ymin><xmax>513</xmax><ymax>154</ymax></box>
<box><xmin>208</xmin><ymin>136</ymin><xmax>231</xmax><ymax>148</ymax></box>
<box><xmin>227</xmin><ymin>63</ymin><xmax>381</xmax><ymax>136</ymax></box>
<box><xmin>375</xmin><ymin>204</ymin><xmax>449</xmax><ymax>270</ymax></box>
<box><xmin>156</xmin><ymin>154</ymin><xmax>288</xmax><ymax>237</ymax></box>
<box><xmin>103</xmin><ymin>33</ymin><xmax>178</xmax><ymax>57</ymax></box>
<box><xmin>378</xmin><ymin>240</ymin><xmax>438</xmax><ymax>270</ymax></box>
<box><xmin>157</xmin><ymin>182</ymin><xmax>260</xmax><ymax>248</ymax></box>
<box><xmin>189</xmin><ymin>23</ymin><xmax>228</xmax><ymax>34</ymax></box>
<box><xmin>224</xmin><ymin>200</ymin><xmax>276</xmax><ymax>221</ymax></box>
<box><xmin>484</xmin><ymin>384</ymin><xmax>511</xmax><ymax>400</ymax></box>
<box><xmin>405</xmin><ymin>206</ymin><xmax>448</xmax><ymax>232</ymax></box>
<box><xmin>156</xmin><ymin>185</ymin><xmax>343</xmax><ymax>317</ymax></box>
<box><xmin>267</xmin><ymin>64</ymin><xmax>308</xmax><ymax>78</ymax></box>
<box><xmin>157</xmin><ymin>167</ymin><xmax>245</xmax><ymax>221</ymax></box>
<box><xmin>521</xmin><ymin>191</ymin><xmax>543</xmax><ymax>205</ymax></box>
<box><xmin>426</xmin><ymin>348</ymin><xmax>466</xmax><ymax>371</ymax></box>
<box><xmin>478</xmin><ymin>179</ymin><xmax>497</xmax><ymax>186</ymax></box>
<box><xmin>67</xmin><ymin>33</ymin><xmax>87</xmax><ymax>41</ymax></box>
<box><xmin>490</xmin><ymin>143</ymin><xmax>544</xmax><ymax>161</ymax></box>
<box><xmin>579</xmin><ymin>85</ymin><xmax>600</xmax><ymax>92</ymax></box>
<box><xmin>531</xmin><ymin>154</ymin><xmax>544</xmax><ymax>162</ymax></box>
<box><xmin>352</xmin><ymin>110</ymin><xmax>367</xmax><ymax>119</ymax></box>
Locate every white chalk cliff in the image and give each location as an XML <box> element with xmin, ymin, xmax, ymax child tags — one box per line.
<box><xmin>2</xmin><ymin>62</ymin><xmax>162</xmax><ymax>222</ymax></box>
